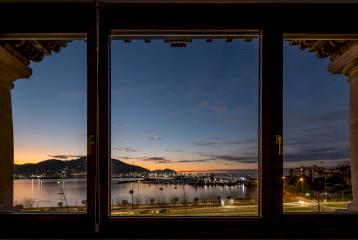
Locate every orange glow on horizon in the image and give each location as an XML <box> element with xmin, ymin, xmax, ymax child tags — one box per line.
<box><xmin>14</xmin><ymin>146</ymin><xmax>85</xmax><ymax>165</ymax></box>
<box><xmin>118</xmin><ymin>158</ymin><xmax>258</xmax><ymax>172</ymax></box>
<box><xmin>14</xmin><ymin>146</ymin><xmax>260</xmax><ymax>172</ymax></box>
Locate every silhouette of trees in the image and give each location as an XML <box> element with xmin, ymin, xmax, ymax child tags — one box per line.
<box><xmin>193</xmin><ymin>197</ymin><xmax>199</xmax><ymax>205</ymax></box>
<box><xmin>171</xmin><ymin>196</ymin><xmax>179</xmax><ymax>206</ymax></box>
<box><xmin>22</xmin><ymin>197</ymin><xmax>35</xmax><ymax>208</ymax></box>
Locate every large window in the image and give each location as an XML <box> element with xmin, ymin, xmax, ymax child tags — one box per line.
<box><xmin>0</xmin><ymin>39</ymin><xmax>87</xmax><ymax>212</ymax></box>
<box><xmin>283</xmin><ymin>38</ymin><xmax>357</xmax><ymax>213</ymax></box>
<box><xmin>1</xmin><ymin>2</ymin><xmax>358</xmax><ymax>238</ymax></box>
<box><xmin>110</xmin><ymin>35</ymin><xmax>260</xmax><ymax>216</ymax></box>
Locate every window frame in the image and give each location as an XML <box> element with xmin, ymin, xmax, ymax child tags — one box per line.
<box><xmin>99</xmin><ymin>4</ymin><xmax>280</xmax><ymax>238</ymax></box>
<box><xmin>0</xmin><ymin>3</ymin><xmax>97</xmax><ymax>238</ymax></box>
<box><xmin>0</xmin><ymin>2</ymin><xmax>358</xmax><ymax>238</ymax></box>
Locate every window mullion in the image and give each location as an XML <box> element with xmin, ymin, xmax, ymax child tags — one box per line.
<box><xmin>260</xmin><ymin>28</ymin><xmax>283</xmax><ymax>224</ymax></box>
<box><xmin>97</xmin><ymin>8</ymin><xmax>111</xmax><ymax>231</ymax></box>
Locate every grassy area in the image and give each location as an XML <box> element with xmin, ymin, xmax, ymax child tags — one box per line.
<box><xmin>324</xmin><ymin>202</ymin><xmax>349</xmax><ymax>209</ymax></box>
<box><xmin>283</xmin><ymin>206</ymin><xmax>315</xmax><ymax>212</ymax></box>
<box><xmin>283</xmin><ymin>187</ymin><xmax>352</xmax><ymax>212</ymax></box>
<box><xmin>15</xmin><ymin>206</ymin><xmax>86</xmax><ymax>212</ymax></box>
<box><xmin>283</xmin><ymin>201</ymin><xmax>351</xmax><ymax>212</ymax></box>
<box><xmin>13</xmin><ymin>199</ymin><xmax>350</xmax><ymax>215</ymax></box>
<box><xmin>112</xmin><ymin>205</ymin><xmax>258</xmax><ymax>216</ymax></box>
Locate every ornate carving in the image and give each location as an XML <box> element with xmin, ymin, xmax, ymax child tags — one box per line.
<box><xmin>289</xmin><ymin>40</ymin><xmax>357</xmax><ymax>61</ymax></box>
<box><xmin>170</xmin><ymin>40</ymin><xmax>188</xmax><ymax>48</ymax></box>
<box><xmin>0</xmin><ymin>40</ymin><xmax>68</xmax><ymax>65</ymax></box>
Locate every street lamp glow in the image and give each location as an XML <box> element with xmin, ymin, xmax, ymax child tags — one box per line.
<box><xmin>299</xmin><ymin>178</ymin><xmax>304</xmax><ymax>194</ymax></box>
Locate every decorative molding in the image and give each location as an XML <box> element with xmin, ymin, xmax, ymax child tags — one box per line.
<box><xmin>0</xmin><ymin>40</ymin><xmax>69</xmax><ymax>87</ymax></box>
<box><xmin>0</xmin><ymin>40</ymin><xmax>68</xmax><ymax>65</ymax></box>
<box><xmin>288</xmin><ymin>40</ymin><xmax>358</xmax><ymax>60</ymax></box>
<box><xmin>0</xmin><ymin>46</ymin><xmax>32</xmax><ymax>88</ymax></box>
<box><xmin>328</xmin><ymin>44</ymin><xmax>358</xmax><ymax>77</ymax></box>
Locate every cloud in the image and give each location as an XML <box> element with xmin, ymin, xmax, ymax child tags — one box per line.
<box><xmin>157</xmin><ymin>159</ymin><xmax>173</xmax><ymax>163</ymax></box>
<box><xmin>284</xmin><ymin>111</ymin><xmax>349</xmax><ymax>163</ymax></box>
<box><xmin>177</xmin><ymin>158</ymin><xmax>216</xmax><ymax>163</ymax></box>
<box><xmin>116</xmin><ymin>156</ymin><xmax>173</xmax><ymax>163</ymax></box>
<box><xmin>145</xmin><ymin>157</ymin><xmax>165</xmax><ymax>161</ymax></box>
<box><xmin>116</xmin><ymin>150</ymin><xmax>258</xmax><ymax>165</ymax></box>
<box><xmin>199</xmin><ymin>100</ymin><xmax>209</xmax><ymax>108</ymax></box>
<box><xmin>148</xmin><ymin>129</ymin><xmax>161</xmax><ymax>140</ymax></box>
<box><xmin>301</xmin><ymin>110</ymin><xmax>348</xmax><ymax>124</ymax></box>
<box><xmin>213</xmin><ymin>154</ymin><xmax>258</xmax><ymax>163</ymax></box>
<box><xmin>149</xmin><ymin>137</ymin><xmax>161</xmax><ymax>140</ymax></box>
<box><xmin>142</xmin><ymin>157</ymin><xmax>173</xmax><ymax>164</ymax></box>
<box><xmin>286</xmin><ymin>110</ymin><xmax>348</xmax><ymax>132</ymax></box>
<box><xmin>116</xmin><ymin>156</ymin><xmax>132</xmax><ymax>160</ymax></box>
<box><xmin>112</xmin><ymin>147</ymin><xmax>139</xmax><ymax>153</ymax></box>
<box><xmin>284</xmin><ymin>145</ymin><xmax>349</xmax><ymax>162</ymax></box>
<box><xmin>116</xmin><ymin>123</ymin><xmax>124</xmax><ymax>129</ymax></box>
<box><xmin>213</xmin><ymin>105</ymin><xmax>227</xmax><ymax>113</ymax></box>
<box><xmin>175</xmin><ymin>150</ymin><xmax>258</xmax><ymax>164</ymax></box>
<box><xmin>194</xmin><ymin>138</ymin><xmax>256</xmax><ymax>147</ymax></box>
<box><xmin>48</xmin><ymin>155</ymin><xmax>84</xmax><ymax>159</ymax></box>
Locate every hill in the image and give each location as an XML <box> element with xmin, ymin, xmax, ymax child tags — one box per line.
<box><xmin>14</xmin><ymin>157</ymin><xmax>150</xmax><ymax>177</ymax></box>
<box><xmin>151</xmin><ymin>168</ymin><xmax>177</xmax><ymax>175</ymax></box>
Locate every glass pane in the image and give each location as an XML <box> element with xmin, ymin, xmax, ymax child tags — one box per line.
<box><xmin>283</xmin><ymin>38</ymin><xmax>357</xmax><ymax>213</ymax></box>
<box><xmin>111</xmin><ymin>36</ymin><xmax>260</xmax><ymax>216</ymax></box>
<box><xmin>0</xmin><ymin>39</ymin><xmax>87</xmax><ymax>212</ymax></box>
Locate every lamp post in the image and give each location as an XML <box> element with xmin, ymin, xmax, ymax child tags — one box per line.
<box><xmin>129</xmin><ymin>182</ymin><xmax>134</xmax><ymax>212</ymax></box>
<box><xmin>137</xmin><ymin>180</ymin><xmax>140</xmax><ymax>208</ymax></box>
<box><xmin>299</xmin><ymin>177</ymin><xmax>304</xmax><ymax>194</ymax></box>
<box><xmin>57</xmin><ymin>181</ymin><xmax>69</xmax><ymax>213</ymax></box>
<box><xmin>295</xmin><ymin>177</ymin><xmax>304</xmax><ymax>196</ymax></box>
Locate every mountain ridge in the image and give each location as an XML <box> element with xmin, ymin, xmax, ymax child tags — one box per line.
<box><xmin>14</xmin><ymin>157</ymin><xmax>162</xmax><ymax>177</ymax></box>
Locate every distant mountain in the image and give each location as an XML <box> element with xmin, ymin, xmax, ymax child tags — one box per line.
<box><xmin>14</xmin><ymin>157</ymin><xmax>150</xmax><ymax>177</ymax></box>
<box><xmin>14</xmin><ymin>157</ymin><xmax>87</xmax><ymax>176</ymax></box>
<box><xmin>112</xmin><ymin>158</ymin><xmax>149</xmax><ymax>174</ymax></box>
<box><xmin>151</xmin><ymin>168</ymin><xmax>177</xmax><ymax>175</ymax></box>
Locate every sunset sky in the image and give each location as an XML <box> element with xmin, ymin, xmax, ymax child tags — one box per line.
<box><xmin>11</xmin><ymin>38</ymin><xmax>350</xmax><ymax>172</ymax></box>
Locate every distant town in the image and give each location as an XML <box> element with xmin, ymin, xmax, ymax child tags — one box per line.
<box><xmin>12</xmin><ymin>157</ymin><xmax>353</xmax><ymax>214</ymax></box>
<box><xmin>14</xmin><ymin>157</ymin><xmax>351</xmax><ymax>194</ymax></box>
<box><xmin>284</xmin><ymin>164</ymin><xmax>352</xmax><ymax>201</ymax></box>
<box><xmin>13</xmin><ymin>157</ymin><xmax>258</xmax><ymax>187</ymax></box>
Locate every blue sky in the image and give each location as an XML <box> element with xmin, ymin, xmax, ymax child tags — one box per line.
<box><xmin>110</xmin><ymin>39</ymin><xmax>259</xmax><ymax>171</ymax></box>
<box><xmin>12</xmin><ymin>41</ymin><xmax>87</xmax><ymax>164</ymax></box>
<box><xmin>10</xmin><ymin>38</ymin><xmax>350</xmax><ymax>171</ymax></box>
<box><xmin>283</xmin><ymin>42</ymin><xmax>349</xmax><ymax>168</ymax></box>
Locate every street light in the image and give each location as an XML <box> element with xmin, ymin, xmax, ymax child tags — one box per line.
<box><xmin>129</xmin><ymin>182</ymin><xmax>134</xmax><ymax>212</ymax></box>
<box><xmin>295</xmin><ymin>177</ymin><xmax>304</xmax><ymax>196</ymax></box>
<box><xmin>57</xmin><ymin>181</ymin><xmax>69</xmax><ymax>213</ymax></box>
<box><xmin>299</xmin><ymin>177</ymin><xmax>304</xmax><ymax>194</ymax></box>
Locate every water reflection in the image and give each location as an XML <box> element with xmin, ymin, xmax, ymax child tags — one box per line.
<box><xmin>14</xmin><ymin>178</ymin><xmax>257</xmax><ymax>208</ymax></box>
<box><xmin>14</xmin><ymin>179</ymin><xmax>87</xmax><ymax>208</ymax></box>
<box><xmin>111</xmin><ymin>179</ymin><xmax>257</xmax><ymax>205</ymax></box>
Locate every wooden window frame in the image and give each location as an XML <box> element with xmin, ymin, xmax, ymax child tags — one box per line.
<box><xmin>0</xmin><ymin>2</ymin><xmax>357</xmax><ymax>238</ymax></box>
<box><xmin>0</xmin><ymin>3</ymin><xmax>96</xmax><ymax>238</ymax></box>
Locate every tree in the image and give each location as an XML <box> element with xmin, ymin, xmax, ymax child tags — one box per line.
<box><xmin>193</xmin><ymin>197</ymin><xmax>199</xmax><ymax>206</ymax></box>
<box><xmin>22</xmin><ymin>197</ymin><xmax>35</xmax><ymax>208</ymax></box>
<box><xmin>171</xmin><ymin>197</ymin><xmax>179</xmax><ymax>206</ymax></box>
